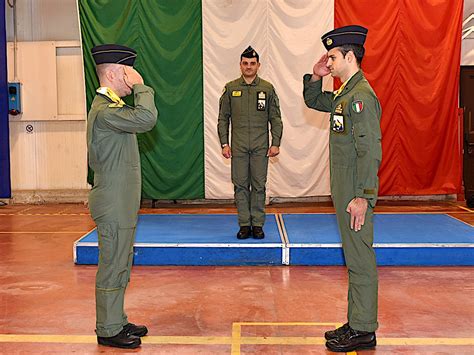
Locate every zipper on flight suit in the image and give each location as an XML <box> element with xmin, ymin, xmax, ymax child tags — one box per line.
<box><xmin>247</xmin><ymin>84</ymin><xmax>251</xmax><ymax>149</ymax></box>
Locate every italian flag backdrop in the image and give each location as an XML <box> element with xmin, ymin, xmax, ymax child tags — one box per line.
<box><xmin>79</xmin><ymin>0</ymin><xmax>463</xmax><ymax>200</ymax></box>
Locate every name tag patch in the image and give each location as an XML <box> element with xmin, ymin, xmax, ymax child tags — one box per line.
<box><xmin>257</xmin><ymin>91</ymin><xmax>266</xmax><ymax>111</ymax></box>
<box><xmin>232</xmin><ymin>90</ymin><xmax>242</xmax><ymax>97</ymax></box>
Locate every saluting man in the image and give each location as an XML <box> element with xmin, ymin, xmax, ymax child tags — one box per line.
<box><xmin>88</xmin><ymin>44</ymin><xmax>158</xmax><ymax>349</ymax></box>
<box><xmin>218</xmin><ymin>46</ymin><xmax>283</xmax><ymax>239</ymax></box>
<box><xmin>303</xmin><ymin>26</ymin><xmax>382</xmax><ymax>352</ymax></box>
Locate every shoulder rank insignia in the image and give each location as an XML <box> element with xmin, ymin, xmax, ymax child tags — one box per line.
<box><xmin>352</xmin><ymin>100</ymin><xmax>364</xmax><ymax>113</ymax></box>
<box><xmin>232</xmin><ymin>90</ymin><xmax>242</xmax><ymax>97</ymax></box>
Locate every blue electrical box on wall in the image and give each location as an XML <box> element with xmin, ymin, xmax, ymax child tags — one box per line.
<box><xmin>8</xmin><ymin>82</ymin><xmax>21</xmax><ymax>115</ymax></box>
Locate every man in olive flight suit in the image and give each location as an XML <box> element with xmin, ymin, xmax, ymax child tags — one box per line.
<box><xmin>303</xmin><ymin>26</ymin><xmax>382</xmax><ymax>352</ymax></box>
<box><xmin>218</xmin><ymin>46</ymin><xmax>283</xmax><ymax>240</ymax></box>
<box><xmin>87</xmin><ymin>44</ymin><xmax>158</xmax><ymax>349</ymax></box>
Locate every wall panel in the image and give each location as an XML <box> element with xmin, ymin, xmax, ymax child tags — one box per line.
<box><xmin>35</xmin><ymin>121</ymin><xmax>87</xmax><ymax>189</ymax></box>
<box><xmin>9</xmin><ymin>121</ymin><xmax>37</xmax><ymax>190</ymax></box>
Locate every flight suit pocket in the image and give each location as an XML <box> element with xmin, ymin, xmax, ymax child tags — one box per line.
<box><xmin>231</xmin><ymin>95</ymin><xmax>241</xmax><ymax>118</ymax></box>
<box><xmin>123</xmin><ymin>135</ymin><xmax>140</xmax><ymax>168</ymax></box>
<box><xmin>330</xmin><ymin>140</ymin><xmax>357</xmax><ymax>168</ymax></box>
<box><xmin>97</xmin><ymin>223</ymin><xmax>119</xmax><ymax>265</ymax></box>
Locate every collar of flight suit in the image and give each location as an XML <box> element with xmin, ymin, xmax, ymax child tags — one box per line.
<box><xmin>239</xmin><ymin>75</ymin><xmax>261</xmax><ymax>86</ymax></box>
<box><xmin>96</xmin><ymin>86</ymin><xmax>127</xmax><ymax>108</ymax></box>
<box><xmin>333</xmin><ymin>70</ymin><xmax>364</xmax><ymax>100</ymax></box>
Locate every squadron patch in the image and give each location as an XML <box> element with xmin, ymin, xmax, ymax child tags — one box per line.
<box><xmin>335</xmin><ymin>103</ymin><xmax>343</xmax><ymax>114</ymax></box>
<box><xmin>257</xmin><ymin>91</ymin><xmax>266</xmax><ymax>111</ymax></box>
<box><xmin>232</xmin><ymin>90</ymin><xmax>242</xmax><ymax>97</ymax></box>
<box><xmin>332</xmin><ymin>115</ymin><xmax>344</xmax><ymax>132</ymax></box>
<box><xmin>352</xmin><ymin>100</ymin><xmax>364</xmax><ymax>113</ymax></box>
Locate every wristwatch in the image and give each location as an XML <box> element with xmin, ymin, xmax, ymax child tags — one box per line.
<box><xmin>221</xmin><ymin>143</ymin><xmax>229</xmax><ymax>148</ymax></box>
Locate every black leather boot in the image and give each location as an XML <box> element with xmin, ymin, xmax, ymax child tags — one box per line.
<box><xmin>326</xmin><ymin>326</ymin><xmax>376</xmax><ymax>352</ymax></box>
<box><xmin>325</xmin><ymin>322</ymin><xmax>350</xmax><ymax>340</ymax></box>
<box><xmin>237</xmin><ymin>226</ymin><xmax>251</xmax><ymax>239</ymax></box>
<box><xmin>97</xmin><ymin>328</ymin><xmax>141</xmax><ymax>349</ymax></box>
<box><xmin>123</xmin><ymin>322</ymin><xmax>148</xmax><ymax>337</ymax></box>
<box><xmin>252</xmin><ymin>226</ymin><xmax>265</xmax><ymax>239</ymax></box>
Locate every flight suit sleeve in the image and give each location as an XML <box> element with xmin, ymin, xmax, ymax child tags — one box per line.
<box><xmin>100</xmin><ymin>84</ymin><xmax>158</xmax><ymax>133</ymax></box>
<box><xmin>269</xmin><ymin>87</ymin><xmax>283</xmax><ymax>147</ymax></box>
<box><xmin>350</xmin><ymin>92</ymin><xmax>382</xmax><ymax>208</ymax></box>
<box><xmin>217</xmin><ymin>85</ymin><xmax>231</xmax><ymax>146</ymax></box>
<box><xmin>303</xmin><ymin>74</ymin><xmax>333</xmax><ymax>112</ymax></box>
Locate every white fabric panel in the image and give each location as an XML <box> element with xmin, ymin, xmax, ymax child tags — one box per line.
<box><xmin>203</xmin><ymin>0</ymin><xmax>333</xmax><ymax>199</ymax></box>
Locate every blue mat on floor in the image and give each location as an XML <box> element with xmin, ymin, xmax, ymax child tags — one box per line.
<box><xmin>75</xmin><ymin>214</ymin><xmax>283</xmax><ymax>265</ymax></box>
<box><xmin>282</xmin><ymin>214</ymin><xmax>474</xmax><ymax>266</ymax></box>
<box><xmin>74</xmin><ymin>213</ymin><xmax>474</xmax><ymax>266</ymax></box>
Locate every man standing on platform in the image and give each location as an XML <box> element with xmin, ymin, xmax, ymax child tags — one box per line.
<box><xmin>88</xmin><ymin>44</ymin><xmax>158</xmax><ymax>349</ymax></box>
<box><xmin>303</xmin><ymin>26</ymin><xmax>382</xmax><ymax>352</ymax></box>
<box><xmin>218</xmin><ymin>46</ymin><xmax>283</xmax><ymax>240</ymax></box>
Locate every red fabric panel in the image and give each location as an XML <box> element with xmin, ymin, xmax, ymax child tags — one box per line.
<box><xmin>335</xmin><ymin>0</ymin><xmax>463</xmax><ymax>195</ymax></box>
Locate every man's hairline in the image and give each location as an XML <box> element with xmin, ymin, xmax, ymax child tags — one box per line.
<box><xmin>240</xmin><ymin>57</ymin><xmax>260</xmax><ymax>63</ymax></box>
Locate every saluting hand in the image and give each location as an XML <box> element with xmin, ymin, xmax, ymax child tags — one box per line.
<box><xmin>346</xmin><ymin>197</ymin><xmax>368</xmax><ymax>232</ymax></box>
<box><xmin>123</xmin><ymin>66</ymin><xmax>144</xmax><ymax>88</ymax></box>
<box><xmin>312</xmin><ymin>54</ymin><xmax>331</xmax><ymax>81</ymax></box>
<box><xmin>267</xmin><ymin>146</ymin><xmax>280</xmax><ymax>157</ymax></box>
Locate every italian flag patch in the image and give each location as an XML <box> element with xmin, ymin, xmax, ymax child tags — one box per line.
<box><xmin>352</xmin><ymin>100</ymin><xmax>364</xmax><ymax>113</ymax></box>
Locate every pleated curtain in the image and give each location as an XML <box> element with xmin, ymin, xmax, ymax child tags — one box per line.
<box><xmin>78</xmin><ymin>0</ymin><xmax>463</xmax><ymax>200</ymax></box>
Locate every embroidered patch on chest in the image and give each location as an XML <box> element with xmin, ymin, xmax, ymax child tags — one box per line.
<box><xmin>257</xmin><ymin>91</ymin><xmax>266</xmax><ymax>111</ymax></box>
<box><xmin>232</xmin><ymin>90</ymin><xmax>242</xmax><ymax>97</ymax></box>
<box><xmin>352</xmin><ymin>100</ymin><xmax>364</xmax><ymax>113</ymax></box>
<box><xmin>335</xmin><ymin>103</ymin><xmax>343</xmax><ymax>114</ymax></box>
<box><xmin>332</xmin><ymin>115</ymin><xmax>344</xmax><ymax>132</ymax></box>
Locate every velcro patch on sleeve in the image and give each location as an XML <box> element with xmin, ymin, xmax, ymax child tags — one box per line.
<box><xmin>352</xmin><ymin>100</ymin><xmax>364</xmax><ymax>113</ymax></box>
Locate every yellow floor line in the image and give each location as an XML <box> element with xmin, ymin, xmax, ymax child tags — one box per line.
<box><xmin>457</xmin><ymin>205</ymin><xmax>474</xmax><ymax>213</ymax></box>
<box><xmin>240</xmin><ymin>336</ymin><xmax>325</xmax><ymax>345</ymax></box>
<box><xmin>1</xmin><ymin>334</ymin><xmax>472</xmax><ymax>347</ymax></box>
<box><xmin>231</xmin><ymin>323</ymin><xmax>242</xmax><ymax>354</ymax></box>
<box><xmin>378</xmin><ymin>337</ymin><xmax>474</xmax><ymax>346</ymax></box>
<box><xmin>0</xmin><ymin>335</ymin><xmax>95</xmax><ymax>343</ymax></box>
<box><xmin>237</xmin><ymin>322</ymin><xmax>341</xmax><ymax>326</ymax></box>
<box><xmin>142</xmin><ymin>336</ymin><xmax>232</xmax><ymax>345</ymax></box>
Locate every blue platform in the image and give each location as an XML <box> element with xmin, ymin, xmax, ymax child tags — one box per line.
<box><xmin>74</xmin><ymin>213</ymin><xmax>474</xmax><ymax>266</ymax></box>
<box><xmin>75</xmin><ymin>214</ymin><xmax>284</xmax><ymax>265</ymax></box>
<box><xmin>282</xmin><ymin>214</ymin><xmax>474</xmax><ymax>266</ymax></box>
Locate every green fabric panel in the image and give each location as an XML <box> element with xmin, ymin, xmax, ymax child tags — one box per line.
<box><xmin>79</xmin><ymin>0</ymin><xmax>204</xmax><ymax>199</ymax></box>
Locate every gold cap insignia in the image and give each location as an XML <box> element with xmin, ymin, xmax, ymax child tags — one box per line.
<box><xmin>326</xmin><ymin>38</ymin><xmax>333</xmax><ymax>46</ymax></box>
